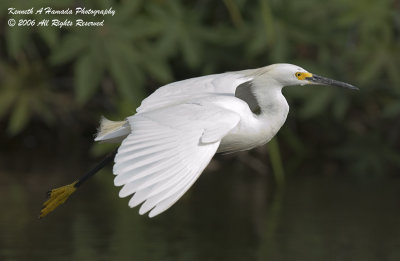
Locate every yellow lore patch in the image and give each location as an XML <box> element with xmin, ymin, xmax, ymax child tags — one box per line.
<box><xmin>295</xmin><ymin>72</ymin><xmax>312</xmax><ymax>80</ymax></box>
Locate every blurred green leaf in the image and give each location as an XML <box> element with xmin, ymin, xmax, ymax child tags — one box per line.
<box><xmin>8</xmin><ymin>95</ymin><xmax>30</xmax><ymax>135</ymax></box>
<box><xmin>5</xmin><ymin>26</ymin><xmax>30</xmax><ymax>58</ymax></box>
<box><xmin>0</xmin><ymin>89</ymin><xmax>17</xmax><ymax>118</ymax></box>
<box><xmin>74</xmin><ymin>50</ymin><xmax>105</xmax><ymax>104</ymax></box>
<box><xmin>299</xmin><ymin>89</ymin><xmax>333</xmax><ymax>118</ymax></box>
<box><xmin>140</xmin><ymin>50</ymin><xmax>173</xmax><ymax>83</ymax></box>
<box><xmin>108</xmin><ymin>54</ymin><xmax>144</xmax><ymax>106</ymax></box>
<box><xmin>332</xmin><ymin>96</ymin><xmax>349</xmax><ymax>119</ymax></box>
<box><xmin>37</xmin><ymin>26</ymin><xmax>58</xmax><ymax>48</ymax></box>
<box><xmin>383</xmin><ymin>102</ymin><xmax>400</xmax><ymax>118</ymax></box>
<box><xmin>0</xmin><ymin>60</ymin><xmax>55</xmax><ymax>135</ymax></box>
<box><xmin>50</xmin><ymin>34</ymin><xmax>87</xmax><ymax>64</ymax></box>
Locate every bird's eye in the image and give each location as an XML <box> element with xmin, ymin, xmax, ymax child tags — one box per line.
<box><xmin>295</xmin><ymin>72</ymin><xmax>302</xmax><ymax>78</ymax></box>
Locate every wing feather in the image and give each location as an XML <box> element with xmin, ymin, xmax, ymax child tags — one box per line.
<box><xmin>113</xmin><ymin>102</ymin><xmax>240</xmax><ymax>217</ymax></box>
<box><xmin>140</xmin><ymin>145</ymin><xmax>214</xmax><ymax>216</ymax></box>
<box><xmin>136</xmin><ymin>72</ymin><xmax>252</xmax><ymax>113</ymax></box>
<box><xmin>114</xmin><ymin>155</ymin><xmax>183</xmax><ymax>186</ymax></box>
<box><xmin>119</xmin><ymin>165</ymin><xmax>186</xmax><ymax>197</ymax></box>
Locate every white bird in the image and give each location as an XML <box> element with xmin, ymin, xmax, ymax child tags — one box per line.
<box><xmin>40</xmin><ymin>63</ymin><xmax>357</xmax><ymax>218</ymax></box>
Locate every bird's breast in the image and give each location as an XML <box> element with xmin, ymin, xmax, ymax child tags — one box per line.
<box><xmin>217</xmin><ymin>101</ymin><xmax>289</xmax><ymax>153</ymax></box>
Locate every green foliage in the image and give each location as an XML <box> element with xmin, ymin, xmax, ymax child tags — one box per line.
<box><xmin>0</xmin><ymin>0</ymin><xmax>399</xmax><ymax>176</ymax></box>
<box><xmin>268</xmin><ymin>137</ymin><xmax>285</xmax><ymax>186</ymax></box>
<box><xmin>0</xmin><ymin>60</ymin><xmax>55</xmax><ymax>134</ymax></box>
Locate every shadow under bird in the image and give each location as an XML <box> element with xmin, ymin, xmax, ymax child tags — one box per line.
<box><xmin>39</xmin><ymin>63</ymin><xmax>358</xmax><ymax>218</ymax></box>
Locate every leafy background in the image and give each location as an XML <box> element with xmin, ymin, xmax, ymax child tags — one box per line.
<box><xmin>1</xmin><ymin>0</ymin><xmax>399</xmax><ymax>177</ymax></box>
<box><xmin>1</xmin><ymin>0</ymin><xmax>400</xmax><ymax>260</ymax></box>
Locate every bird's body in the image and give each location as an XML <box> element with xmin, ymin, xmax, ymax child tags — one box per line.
<box><xmin>40</xmin><ymin>63</ymin><xmax>357</xmax><ymax>219</ymax></box>
<box><xmin>98</xmin><ymin>66</ymin><xmax>291</xmax><ymax>153</ymax></box>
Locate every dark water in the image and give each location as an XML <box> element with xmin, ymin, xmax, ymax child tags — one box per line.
<box><xmin>1</xmin><ymin>165</ymin><xmax>400</xmax><ymax>261</ymax></box>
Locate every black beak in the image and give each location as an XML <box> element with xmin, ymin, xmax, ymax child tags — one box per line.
<box><xmin>306</xmin><ymin>74</ymin><xmax>359</xmax><ymax>90</ymax></box>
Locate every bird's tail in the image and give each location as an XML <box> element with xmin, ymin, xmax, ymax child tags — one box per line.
<box><xmin>95</xmin><ymin>116</ymin><xmax>130</xmax><ymax>142</ymax></box>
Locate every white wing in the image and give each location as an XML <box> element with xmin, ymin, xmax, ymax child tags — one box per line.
<box><xmin>137</xmin><ymin>71</ymin><xmax>252</xmax><ymax>113</ymax></box>
<box><xmin>113</xmin><ymin>102</ymin><xmax>240</xmax><ymax>217</ymax></box>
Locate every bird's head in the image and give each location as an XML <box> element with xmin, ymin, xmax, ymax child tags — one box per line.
<box><xmin>262</xmin><ymin>63</ymin><xmax>358</xmax><ymax>90</ymax></box>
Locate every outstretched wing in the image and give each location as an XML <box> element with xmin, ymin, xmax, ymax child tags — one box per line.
<box><xmin>113</xmin><ymin>102</ymin><xmax>240</xmax><ymax>217</ymax></box>
<box><xmin>136</xmin><ymin>71</ymin><xmax>252</xmax><ymax>113</ymax></box>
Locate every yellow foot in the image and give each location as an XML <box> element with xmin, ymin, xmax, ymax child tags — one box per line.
<box><xmin>39</xmin><ymin>180</ymin><xmax>78</xmax><ymax>218</ymax></box>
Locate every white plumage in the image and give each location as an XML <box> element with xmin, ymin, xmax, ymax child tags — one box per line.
<box><xmin>95</xmin><ymin>63</ymin><xmax>357</xmax><ymax>217</ymax></box>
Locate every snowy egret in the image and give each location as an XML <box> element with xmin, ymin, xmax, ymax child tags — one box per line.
<box><xmin>40</xmin><ymin>63</ymin><xmax>357</xmax><ymax>218</ymax></box>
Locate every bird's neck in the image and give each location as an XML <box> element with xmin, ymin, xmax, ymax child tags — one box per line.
<box><xmin>251</xmin><ymin>77</ymin><xmax>289</xmax><ymax>125</ymax></box>
<box><xmin>248</xmin><ymin>78</ymin><xmax>289</xmax><ymax>141</ymax></box>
